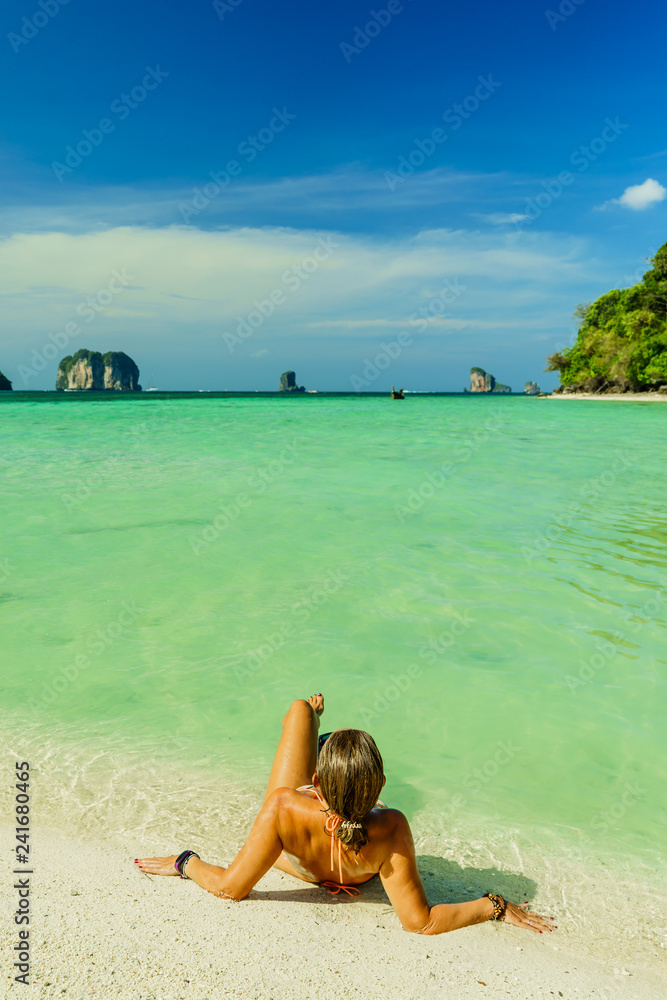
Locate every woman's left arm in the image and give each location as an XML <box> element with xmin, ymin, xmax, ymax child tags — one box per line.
<box><xmin>136</xmin><ymin>788</ymin><xmax>286</xmax><ymax>900</ymax></box>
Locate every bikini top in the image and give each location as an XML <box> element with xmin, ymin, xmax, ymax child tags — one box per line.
<box><xmin>297</xmin><ymin>784</ymin><xmax>386</xmax><ymax>893</ymax></box>
<box><xmin>312</xmin><ymin>786</ymin><xmax>357</xmax><ymax>885</ymax></box>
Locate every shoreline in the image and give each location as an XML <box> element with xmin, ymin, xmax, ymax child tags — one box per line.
<box><xmin>3</xmin><ymin>822</ymin><xmax>662</xmax><ymax>1000</ymax></box>
<box><xmin>545</xmin><ymin>391</ymin><xmax>667</xmax><ymax>401</ymax></box>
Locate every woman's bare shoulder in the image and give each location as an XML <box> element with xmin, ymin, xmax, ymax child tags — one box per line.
<box><xmin>369</xmin><ymin>805</ymin><xmax>407</xmax><ymax>821</ymax></box>
<box><xmin>266</xmin><ymin>786</ymin><xmax>320</xmax><ymax>813</ymax></box>
<box><xmin>366</xmin><ymin>807</ymin><xmax>411</xmax><ymax>839</ymax></box>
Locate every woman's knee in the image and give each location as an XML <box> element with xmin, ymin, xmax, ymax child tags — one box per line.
<box><xmin>281</xmin><ymin>699</ymin><xmax>313</xmax><ymax>728</ymax></box>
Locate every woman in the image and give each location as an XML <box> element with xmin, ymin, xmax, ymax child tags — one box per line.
<box><xmin>136</xmin><ymin>695</ymin><xmax>553</xmax><ymax>935</ymax></box>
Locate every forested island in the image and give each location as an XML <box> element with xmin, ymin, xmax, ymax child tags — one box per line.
<box><xmin>56</xmin><ymin>349</ymin><xmax>141</xmax><ymax>391</ymax></box>
<box><xmin>547</xmin><ymin>241</ymin><xmax>667</xmax><ymax>393</ymax></box>
<box><xmin>0</xmin><ymin>370</ymin><xmax>12</xmax><ymax>390</ymax></box>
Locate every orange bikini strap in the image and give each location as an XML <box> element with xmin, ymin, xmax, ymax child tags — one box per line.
<box><xmin>313</xmin><ymin>788</ymin><xmax>344</xmax><ymax>884</ymax></box>
<box><xmin>321</xmin><ymin>881</ymin><xmax>361</xmax><ymax>897</ymax></box>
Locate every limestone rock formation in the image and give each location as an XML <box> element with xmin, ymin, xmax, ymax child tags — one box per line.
<box><xmin>470</xmin><ymin>367</ymin><xmax>511</xmax><ymax>393</ymax></box>
<box><xmin>279</xmin><ymin>370</ymin><xmax>305</xmax><ymax>392</ymax></box>
<box><xmin>56</xmin><ymin>350</ymin><xmax>141</xmax><ymax>391</ymax></box>
<box><xmin>103</xmin><ymin>352</ymin><xmax>141</xmax><ymax>390</ymax></box>
<box><xmin>524</xmin><ymin>381</ymin><xmax>540</xmax><ymax>394</ymax></box>
<box><xmin>470</xmin><ymin>367</ymin><xmax>493</xmax><ymax>392</ymax></box>
<box><xmin>0</xmin><ymin>370</ymin><xmax>12</xmax><ymax>390</ymax></box>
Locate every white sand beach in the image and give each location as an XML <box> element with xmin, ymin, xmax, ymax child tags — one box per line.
<box><xmin>545</xmin><ymin>392</ymin><xmax>667</xmax><ymax>401</ymax></box>
<box><xmin>3</xmin><ymin>824</ymin><xmax>661</xmax><ymax>1000</ymax></box>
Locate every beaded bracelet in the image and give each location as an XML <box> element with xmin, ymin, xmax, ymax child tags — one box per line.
<box><xmin>174</xmin><ymin>850</ymin><xmax>200</xmax><ymax>878</ymax></box>
<box><xmin>483</xmin><ymin>892</ymin><xmax>507</xmax><ymax>921</ymax></box>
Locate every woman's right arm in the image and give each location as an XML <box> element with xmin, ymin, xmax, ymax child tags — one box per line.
<box><xmin>137</xmin><ymin>788</ymin><xmax>287</xmax><ymax>900</ymax></box>
<box><xmin>378</xmin><ymin>812</ymin><xmax>553</xmax><ymax>935</ymax></box>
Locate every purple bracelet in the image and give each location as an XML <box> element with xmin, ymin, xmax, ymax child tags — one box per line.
<box><xmin>174</xmin><ymin>850</ymin><xmax>200</xmax><ymax>878</ymax></box>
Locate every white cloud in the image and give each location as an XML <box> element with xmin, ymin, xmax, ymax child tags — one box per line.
<box><xmin>473</xmin><ymin>212</ymin><xmax>529</xmax><ymax>225</ymax></box>
<box><xmin>600</xmin><ymin>178</ymin><xmax>667</xmax><ymax>211</ymax></box>
<box><xmin>0</xmin><ymin>221</ymin><xmax>598</xmax><ymax>390</ymax></box>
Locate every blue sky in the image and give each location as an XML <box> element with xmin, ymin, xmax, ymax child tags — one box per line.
<box><xmin>1</xmin><ymin>0</ymin><xmax>665</xmax><ymax>391</ymax></box>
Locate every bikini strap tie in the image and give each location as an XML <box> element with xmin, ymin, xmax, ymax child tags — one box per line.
<box><xmin>321</xmin><ymin>881</ymin><xmax>362</xmax><ymax>897</ymax></box>
<box><xmin>314</xmin><ymin>789</ymin><xmax>346</xmax><ymax>884</ymax></box>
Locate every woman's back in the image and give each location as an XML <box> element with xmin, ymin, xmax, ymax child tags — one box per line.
<box><xmin>274</xmin><ymin>785</ymin><xmax>397</xmax><ymax>886</ymax></box>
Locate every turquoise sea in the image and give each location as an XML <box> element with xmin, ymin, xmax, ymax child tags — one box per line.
<box><xmin>1</xmin><ymin>392</ymin><xmax>665</xmax><ymax>969</ymax></box>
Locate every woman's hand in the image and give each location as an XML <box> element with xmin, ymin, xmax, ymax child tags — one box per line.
<box><xmin>134</xmin><ymin>856</ymin><xmax>181</xmax><ymax>876</ymax></box>
<box><xmin>502</xmin><ymin>901</ymin><xmax>556</xmax><ymax>934</ymax></box>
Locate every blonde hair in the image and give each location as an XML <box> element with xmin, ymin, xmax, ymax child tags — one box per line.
<box><xmin>316</xmin><ymin>729</ymin><xmax>384</xmax><ymax>853</ymax></box>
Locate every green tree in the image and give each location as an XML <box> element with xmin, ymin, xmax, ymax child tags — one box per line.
<box><xmin>546</xmin><ymin>243</ymin><xmax>667</xmax><ymax>390</ymax></box>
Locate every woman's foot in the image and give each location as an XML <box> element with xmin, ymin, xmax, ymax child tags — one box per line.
<box><xmin>307</xmin><ymin>693</ymin><xmax>324</xmax><ymax>717</ymax></box>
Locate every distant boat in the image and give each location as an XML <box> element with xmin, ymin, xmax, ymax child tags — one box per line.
<box><xmin>146</xmin><ymin>387</ymin><xmax>159</xmax><ymax>392</ymax></box>
<box><xmin>391</xmin><ymin>385</ymin><xmax>405</xmax><ymax>399</ymax></box>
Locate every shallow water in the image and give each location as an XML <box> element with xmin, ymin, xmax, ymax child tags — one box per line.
<box><xmin>1</xmin><ymin>392</ymin><xmax>665</xmax><ymax>967</ymax></box>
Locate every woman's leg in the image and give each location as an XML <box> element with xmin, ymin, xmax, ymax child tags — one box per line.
<box><xmin>263</xmin><ymin>694</ymin><xmax>324</xmax><ymax>805</ymax></box>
